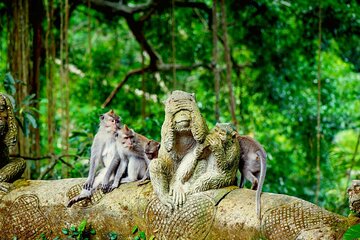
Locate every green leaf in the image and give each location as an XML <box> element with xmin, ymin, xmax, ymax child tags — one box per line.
<box><xmin>70</xmin><ymin>226</ymin><xmax>76</xmax><ymax>232</ymax></box>
<box><xmin>149</xmin><ymin>236</ymin><xmax>155</xmax><ymax>240</ymax></box>
<box><xmin>53</xmin><ymin>237</ymin><xmax>61</xmax><ymax>240</ymax></box>
<box><xmin>139</xmin><ymin>231</ymin><xmax>146</xmax><ymax>240</ymax></box>
<box><xmin>12</xmin><ymin>236</ymin><xmax>18</xmax><ymax>240</ymax></box>
<box><xmin>343</xmin><ymin>224</ymin><xmax>360</xmax><ymax>240</ymax></box>
<box><xmin>62</xmin><ymin>228</ymin><xmax>69</xmax><ymax>235</ymax></box>
<box><xmin>4</xmin><ymin>72</ymin><xmax>16</xmax><ymax>95</ymax></box>
<box><xmin>133</xmin><ymin>237</ymin><xmax>140</xmax><ymax>240</ymax></box>
<box><xmin>22</xmin><ymin>93</ymin><xmax>36</xmax><ymax>105</ymax></box>
<box><xmin>109</xmin><ymin>232</ymin><xmax>118</xmax><ymax>240</ymax></box>
<box><xmin>131</xmin><ymin>225</ymin><xmax>138</xmax><ymax>234</ymax></box>
<box><xmin>90</xmin><ymin>229</ymin><xmax>96</xmax><ymax>235</ymax></box>
<box><xmin>78</xmin><ymin>219</ymin><xmax>87</xmax><ymax>233</ymax></box>
<box><xmin>70</xmin><ymin>131</ymin><xmax>89</xmax><ymax>139</ymax></box>
<box><xmin>23</xmin><ymin>112</ymin><xmax>38</xmax><ymax>128</ymax></box>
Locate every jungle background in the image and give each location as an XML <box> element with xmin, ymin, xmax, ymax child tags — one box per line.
<box><xmin>0</xmin><ymin>0</ymin><xmax>358</xmax><ymax>216</ymax></box>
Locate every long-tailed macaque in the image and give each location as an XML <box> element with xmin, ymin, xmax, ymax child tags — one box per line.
<box><xmin>237</xmin><ymin>135</ymin><xmax>267</xmax><ymax>219</ymax></box>
<box><xmin>101</xmin><ymin>125</ymin><xmax>149</xmax><ymax>193</ymax></box>
<box><xmin>67</xmin><ymin>110</ymin><xmax>121</xmax><ymax>207</ymax></box>
<box><xmin>138</xmin><ymin>140</ymin><xmax>160</xmax><ymax>185</ymax></box>
<box><xmin>145</xmin><ymin>140</ymin><xmax>160</xmax><ymax>160</ymax></box>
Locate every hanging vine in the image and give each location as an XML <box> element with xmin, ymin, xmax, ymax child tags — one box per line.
<box><xmin>87</xmin><ymin>0</ymin><xmax>93</xmax><ymax>105</ymax></box>
<box><xmin>171</xmin><ymin>0</ymin><xmax>177</xmax><ymax>88</ymax></box>
<box><xmin>45</xmin><ymin>0</ymin><xmax>55</xmax><ymax>154</ymax></box>
<box><xmin>60</xmin><ymin>0</ymin><xmax>70</xmax><ymax>176</ymax></box>
<box><xmin>212</xmin><ymin>0</ymin><xmax>220</xmax><ymax>122</ymax></box>
<box><xmin>315</xmin><ymin>2</ymin><xmax>322</xmax><ymax>205</ymax></box>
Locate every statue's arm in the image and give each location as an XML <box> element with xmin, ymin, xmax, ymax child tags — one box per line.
<box><xmin>0</xmin><ymin>158</ymin><xmax>26</xmax><ymax>183</ymax></box>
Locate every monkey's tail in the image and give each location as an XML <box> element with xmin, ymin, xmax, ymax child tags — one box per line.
<box><xmin>256</xmin><ymin>150</ymin><xmax>267</xmax><ymax>221</ymax></box>
<box><xmin>67</xmin><ymin>189</ymin><xmax>92</xmax><ymax>208</ymax></box>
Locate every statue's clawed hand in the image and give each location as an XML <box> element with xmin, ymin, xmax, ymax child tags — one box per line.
<box><xmin>170</xmin><ymin>182</ymin><xmax>186</xmax><ymax>209</ymax></box>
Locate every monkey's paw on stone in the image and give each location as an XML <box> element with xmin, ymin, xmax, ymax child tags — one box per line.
<box><xmin>101</xmin><ymin>183</ymin><xmax>113</xmax><ymax>194</ymax></box>
<box><xmin>83</xmin><ymin>180</ymin><xmax>93</xmax><ymax>191</ymax></box>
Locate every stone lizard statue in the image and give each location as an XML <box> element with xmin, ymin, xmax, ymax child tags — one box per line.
<box><xmin>0</xmin><ymin>93</ymin><xmax>26</xmax><ymax>192</ymax></box>
<box><xmin>149</xmin><ymin>90</ymin><xmax>209</xmax><ymax>209</ymax></box>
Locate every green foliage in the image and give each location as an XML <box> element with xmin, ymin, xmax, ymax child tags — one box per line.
<box><xmin>108</xmin><ymin>231</ymin><xmax>118</xmax><ymax>240</ymax></box>
<box><xmin>60</xmin><ymin>219</ymin><xmax>96</xmax><ymax>240</ymax></box>
<box><xmin>131</xmin><ymin>225</ymin><xmax>153</xmax><ymax>240</ymax></box>
<box><xmin>343</xmin><ymin>224</ymin><xmax>360</xmax><ymax>240</ymax></box>
<box><xmin>2</xmin><ymin>73</ymin><xmax>38</xmax><ymax>137</ymax></box>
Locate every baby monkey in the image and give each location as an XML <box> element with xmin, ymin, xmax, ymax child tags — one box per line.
<box><xmin>138</xmin><ymin>140</ymin><xmax>160</xmax><ymax>185</ymax></box>
<box><xmin>145</xmin><ymin>140</ymin><xmax>160</xmax><ymax>160</ymax></box>
<box><xmin>237</xmin><ymin>135</ymin><xmax>267</xmax><ymax>219</ymax></box>
<box><xmin>67</xmin><ymin>110</ymin><xmax>121</xmax><ymax>207</ymax></box>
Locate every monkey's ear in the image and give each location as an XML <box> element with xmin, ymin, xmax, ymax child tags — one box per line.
<box><xmin>147</xmin><ymin>140</ymin><xmax>152</xmax><ymax>146</ymax></box>
<box><xmin>191</xmin><ymin>93</ymin><xmax>196</xmax><ymax>100</ymax></box>
<box><xmin>157</xmin><ymin>143</ymin><xmax>161</xmax><ymax>150</ymax></box>
<box><xmin>123</xmin><ymin>124</ymin><xmax>129</xmax><ymax>131</ymax></box>
<box><xmin>115</xmin><ymin>132</ymin><xmax>119</xmax><ymax>138</ymax></box>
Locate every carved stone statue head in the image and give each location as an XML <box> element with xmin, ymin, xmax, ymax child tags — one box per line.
<box><xmin>161</xmin><ymin>90</ymin><xmax>208</xmax><ymax>152</ymax></box>
<box><xmin>0</xmin><ymin>94</ymin><xmax>17</xmax><ymax>147</ymax></box>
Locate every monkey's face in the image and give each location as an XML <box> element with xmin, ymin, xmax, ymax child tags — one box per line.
<box><xmin>121</xmin><ymin>133</ymin><xmax>136</xmax><ymax>150</ymax></box>
<box><xmin>173</xmin><ymin>110</ymin><xmax>192</xmax><ymax>132</ymax></box>
<box><xmin>145</xmin><ymin>141</ymin><xmax>160</xmax><ymax>160</ymax></box>
<box><xmin>100</xmin><ymin>113</ymin><xmax>119</xmax><ymax>133</ymax></box>
<box><xmin>0</xmin><ymin>97</ymin><xmax>8</xmax><ymax>137</ymax></box>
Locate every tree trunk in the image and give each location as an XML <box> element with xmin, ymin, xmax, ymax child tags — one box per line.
<box><xmin>220</xmin><ymin>0</ymin><xmax>237</xmax><ymax>127</ymax></box>
<box><xmin>7</xmin><ymin>0</ymin><xmax>31</xmax><ymax>178</ymax></box>
<box><xmin>0</xmin><ymin>179</ymin><xmax>358</xmax><ymax>240</ymax></box>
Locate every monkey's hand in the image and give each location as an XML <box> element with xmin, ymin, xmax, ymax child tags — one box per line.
<box><xmin>83</xmin><ymin>179</ymin><xmax>94</xmax><ymax>191</ymax></box>
<box><xmin>101</xmin><ymin>182</ymin><xmax>112</xmax><ymax>194</ymax></box>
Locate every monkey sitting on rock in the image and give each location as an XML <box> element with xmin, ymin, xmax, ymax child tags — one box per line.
<box><xmin>67</xmin><ymin>110</ymin><xmax>121</xmax><ymax>207</ymax></box>
<box><xmin>101</xmin><ymin>125</ymin><xmax>153</xmax><ymax>193</ymax></box>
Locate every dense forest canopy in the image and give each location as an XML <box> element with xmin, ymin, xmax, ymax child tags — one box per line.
<box><xmin>0</xmin><ymin>0</ymin><xmax>359</xmax><ymax>215</ymax></box>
